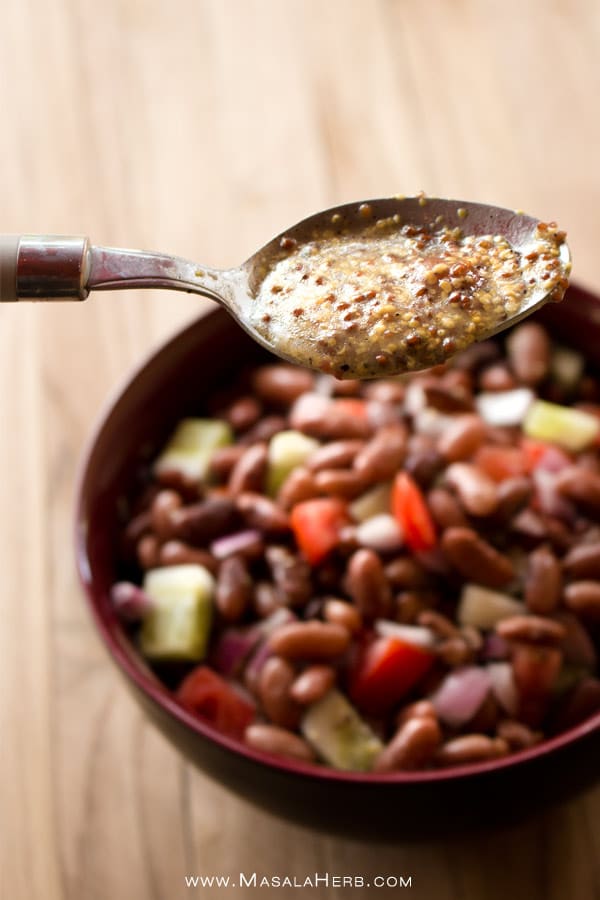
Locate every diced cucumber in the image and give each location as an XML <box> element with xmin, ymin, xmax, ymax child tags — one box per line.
<box><xmin>154</xmin><ymin>419</ymin><xmax>233</xmax><ymax>483</ymax></box>
<box><xmin>266</xmin><ymin>430</ymin><xmax>320</xmax><ymax>495</ymax></box>
<box><xmin>301</xmin><ymin>689</ymin><xmax>383</xmax><ymax>772</ymax></box>
<box><xmin>457</xmin><ymin>584</ymin><xmax>525</xmax><ymax>630</ymax></box>
<box><xmin>523</xmin><ymin>400</ymin><xmax>599</xmax><ymax>452</ymax></box>
<box><xmin>349</xmin><ymin>482</ymin><xmax>392</xmax><ymax>522</ymax></box>
<box><xmin>140</xmin><ymin>564</ymin><xmax>215</xmax><ymax>660</ymax></box>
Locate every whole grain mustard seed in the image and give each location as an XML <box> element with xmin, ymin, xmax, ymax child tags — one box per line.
<box><xmin>251</xmin><ymin>213</ymin><xmax>570</xmax><ymax>379</ymax></box>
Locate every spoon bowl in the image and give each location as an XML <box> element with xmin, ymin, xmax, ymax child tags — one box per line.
<box><xmin>0</xmin><ymin>196</ymin><xmax>571</xmax><ymax>377</ymax></box>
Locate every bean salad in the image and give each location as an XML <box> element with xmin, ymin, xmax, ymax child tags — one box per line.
<box><xmin>112</xmin><ymin>321</ymin><xmax>600</xmax><ymax>773</ymax></box>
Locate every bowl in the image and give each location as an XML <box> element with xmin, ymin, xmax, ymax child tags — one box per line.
<box><xmin>76</xmin><ymin>283</ymin><xmax>600</xmax><ymax>840</ymax></box>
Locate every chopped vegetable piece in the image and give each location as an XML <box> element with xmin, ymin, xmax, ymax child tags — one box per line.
<box><xmin>290</xmin><ymin>497</ymin><xmax>348</xmax><ymax>564</ymax></box>
<box><xmin>523</xmin><ymin>401</ymin><xmax>600</xmax><ymax>452</ymax></box>
<box><xmin>154</xmin><ymin>419</ymin><xmax>233</xmax><ymax>482</ymax></box>
<box><xmin>349</xmin><ymin>636</ymin><xmax>435</xmax><ymax>715</ymax></box>
<box><xmin>140</xmin><ymin>564</ymin><xmax>215</xmax><ymax>660</ymax></box>
<box><xmin>391</xmin><ymin>472</ymin><xmax>437</xmax><ymax>552</ymax></box>
<box><xmin>521</xmin><ymin>438</ymin><xmax>571</xmax><ymax>472</ymax></box>
<box><xmin>301</xmin><ymin>689</ymin><xmax>383</xmax><ymax>771</ymax></box>
<box><xmin>349</xmin><ymin>482</ymin><xmax>392</xmax><ymax>522</ymax></box>
<box><xmin>431</xmin><ymin>667</ymin><xmax>491</xmax><ymax>727</ymax></box>
<box><xmin>487</xmin><ymin>662</ymin><xmax>519</xmax><ymax>715</ymax></box>
<box><xmin>457</xmin><ymin>584</ymin><xmax>525</xmax><ymax>630</ymax></box>
<box><xmin>475</xmin><ymin>388</ymin><xmax>534</xmax><ymax>426</ymax></box>
<box><xmin>267</xmin><ymin>429</ymin><xmax>320</xmax><ymax>495</ymax></box>
<box><xmin>176</xmin><ymin>666</ymin><xmax>255</xmax><ymax>739</ymax></box>
<box><xmin>374</xmin><ymin>619</ymin><xmax>436</xmax><ymax>649</ymax></box>
<box><xmin>211</xmin><ymin>627</ymin><xmax>262</xmax><ymax>677</ymax></box>
<box><xmin>355</xmin><ymin>514</ymin><xmax>403</xmax><ymax>552</ymax></box>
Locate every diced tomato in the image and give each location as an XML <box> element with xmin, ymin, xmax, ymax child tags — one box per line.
<box><xmin>391</xmin><ymin>472</ymin><xmax>436</xmax><ymax>552</ymax></box>
<box><xmin>520</xmin><ymin>438</ymin><xmax>571</xmax><ymax>473</ymax></box>
<box><xmin>349</xmin><ymin>636</ymin><xmax>435</xmax><ymax>715</ymax></box>
<box><xmin>176</xmin><ymin>666</ymin><xmax>255</xmax><ymax>739</ymax></box>
<box><xmin>290</xmin><ymin>497</ymin><xmax>349</xmax><ymax>564</ymax></box>
<box><xmin>474</xmin><ymin>445</ymin><xmax>529</xmax><ymax>482</ymax></box>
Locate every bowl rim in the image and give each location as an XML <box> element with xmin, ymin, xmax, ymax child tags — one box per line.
<box><xmin>74</xmin><ymin>290</ymin><xmax>600</xmax><ymax>786</ymax></box>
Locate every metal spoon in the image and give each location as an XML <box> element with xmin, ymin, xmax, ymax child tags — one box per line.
<box><xmin>0</xmin><ymin>197</ymin><xmax>571</xmax><ymax>375</ymax></box>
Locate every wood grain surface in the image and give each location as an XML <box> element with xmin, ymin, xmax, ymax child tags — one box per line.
<box><xmin>1</xmin><ymin>1</ymin><xmax>599</xmax><ymax>898</ymax></box>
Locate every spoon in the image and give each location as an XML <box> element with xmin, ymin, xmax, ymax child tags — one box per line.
<box><xmin>0</xmin><ymin>197</ymin><xmax>571</xmax><ymax>377</ymax></box>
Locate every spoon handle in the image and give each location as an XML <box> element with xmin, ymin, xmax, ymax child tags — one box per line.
<box><xmin>0</xmin><ymin>234</ymin><xmax>226</xmax><ymax>303</ymax></box>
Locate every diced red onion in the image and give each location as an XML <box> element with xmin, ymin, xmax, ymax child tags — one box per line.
<box><xmin>404</xmin><ymin>382</ymin><xmax>427</xmax><ymax>416</ymax></box>
<box><xmin>314</xmin><ymin>374</ymin><xmax>335</xmax><ymax>397</ymax></box>
<box><xmin>210</xmin><ymin>529</ymin><xmax>263</xmax><ymax>560</ymax></box>
<box><xmin>374</xmin><ymin>619</ymin><xmax>436</xmax><ymax>649</ymax></box>
<box><xmin>413</xmin><ymin>408</ymin><xmax>454</xmax><ymax>438</ymax></box>
<box><xmin>211</xmin><ymin>627</ymin><xmax>262</xmax><ymax>677</ymax></box>
<box><xmin>476</xmin><ymin>388</ymin><xmax>534</xmax><ymax>427</ymax></box>
<box><xmin>110</xmin><ymin>581</ymin><xmax>153</xmax><ymax>621</ymax></box>
<box><xmin>487</xmin><ymin>662</ymin><xmax>519</xmax><ymax>716</ymax></box>
<box><xmin>367</xmin><ymin>401</ymin><xmax>402</xmax><ymax>428</ymax></box>
<box><xmin>431</xmin><ymin>666</ymin><xmax>491</xmax><ymax>727</ymax></box>
<box><xmin>532</xmin><ymin>444</ymin><xmax>572</xmax><ymax>473</ymax></box>
<box><xmin>355</xmin><ymin>514</ymin><xmax>404</xmax><ymax>553</ymax></box>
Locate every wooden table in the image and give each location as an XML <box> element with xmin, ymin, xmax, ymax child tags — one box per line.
<box><xmin>2</xmin><ymin>1</ymin><xmax>599</xmax><ymax>897</ymax></box>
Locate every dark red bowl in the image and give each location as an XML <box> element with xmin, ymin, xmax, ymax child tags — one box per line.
<box><xmin>75</xmin><ymin>284</ymin><xmax>600</xmax><ymax>840</ymax></box>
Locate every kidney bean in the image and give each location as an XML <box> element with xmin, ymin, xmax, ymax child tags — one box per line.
<box><xmin>374</xmin><ymin>717</ymin><xmax>442</xmax><ymax>772</ymax></box>
<box><xmin>137</xmin><ymin>534</ymin><xmax>161</xmax><ymax>569</ymax></box>
<box><xmin>395</xmin><ymin>591</ymin><xmax>431</xmax><ymax>624</ymax></box>
<box><xmin>228</xmin><ymin>443</ymin><xmax>268</xmax><ymax>494</ymax></box>
<box><xmin>404</xmin><ymin>438</ymin><xmax>444</xmax><ymax>488</ymax></box>
<box><xmin>268</xmin><ymin>621</ymin><xmax>351</xmax><ymax>660</ymax></box>
<box><xmin>441</xmin><ymin>527</ymin><xmax>514</xmax><ymax>588</ymax></box>
<box><xmin>426</xmin><ymin>488</ymin><xmax>469</xmax><ymax>530</ymax></box>
<box><xmin>258</xmin><ymin>656</ymin><xmax>302</xmax><ymax>729</ymax></box>
<box><xmin>445</xmin><ymin>463</ymin><xmax>499</xmax><ymax>517</ymax></box>
<box><xmin>479</xmin><ymin>364</ymin><xmax>517</xmax><ymax>392</ymax></box>
<box><xmin>556</xmin><ymin>466</ymin><xmax>600</xmax><ymax>515</ymax></box>
<box><xmin>252</xmin><ymin>365</ymin><xmax>315</xmax><ymax>407</ymax></box>
<box><xmin>552</xmin><ymin>678</ymin><xmax>600</xmax><ymax>731</ymax></box>
<box><xmin>563</xmin><ymin>581</ymin><xmax>600</xmax><ymax>620</ymax></box>
<box><xmin>216</xmin><ymin>556</ymin><xmax>253</xmax><ymax>622</ymax></box>
<box><xmin>496</xmin><ymin>615</ymin><xmax>566</xmax><ymax>646</ymax></box>
<box><xmin>306</xmin><ymin>440</ymin><xmax>364</xmax><ymax>472</ymax></box>
<box><xmin>169</xmin><ymin>497</ymin><xmax>240</xmax><ymax>545</ymax></box>
<box><xmin>512</xmin><ymin>642</ymin><xmax>562</xmax><ymax>699</ymax></box>
<box><xmin>437</xmin><ymin>414</ymin><xmax>486</xmax><ymax>462</ymax></box>
<box><xmin>396</xmin><ymin>699</ymin><xmax>438</xmax><ymax>727</ymax></box>
<box><xmin>353</xmin><ymin>425</ymin><xmax>407</xmax><ymax>482</ymax></box>
<box><xmin>292</xmin><ymin>395</ymin><xmax>374</xmax><ymax>440</ymax></box>
<box><xmin>239</xmin><ymin>415</ymin><xmax>288</xmax><ymax>446</ymax></box>
<box><xmin>265</xmin><ymin>546</ymin><xmax>312</xmax><ymax>607</ymax></box>
<box><xmin>423</xmin><ymin>383</ymin><xmax>474</xmax><ymax>413</ymax></box>
<box><xmin>210</xmin><ymin>445</ymin><xmax>246</xmax><ymax>481</ymax></box>
<box><xmin>525</xmin><ymin>545</ymin><xmax>562</xmax><ymax>614</ymax></box>
<box><xmin>417</xmin><ymin>609</ymin><xmax>459</xmax><ymax>639</ymax></box>
<box><xmin>150</xmin><ymin>490</ymin><xmax>182</xmax><ymax>539</ymax></box>
<box><xmin>323</xmin><ymin>598</ymin><xmax>363</xmax><ymax>634</ymax></box>
<box><xmin>496</xmin><ymin>719</ymin><xmax>542</xmax><ymax>750</ymax></box>
<box><xmin>385</xmin><ymin>557</ymin><xmax>432</xmax><ymax>590</ymax></box>
<box><xmin>276</xmin><ymin>467</ymin><xmax>320</xmax><ymax>510</ymax></box>
<box><xmin>506</xmin><ymin>322</ymin><xmax>551</xmax><ymax>386</ymax></box>
<box><xmin>223</xmin><ymin>396</ymin><xmax>262</xmax><ymax>432</ymax></box>
<box><xmin>468</xmin><ymin>692</ymin><xmax>500</xmax><ymax>733</ymax></box>
<box><xmin>122</xmin><ymin>509</ymin><xmax>152</xmax><ymax>558</ymax></box>
<box><xmin>313</xmin><ymin>468</ymin><xmax>370</xmax><ymax>499</ymax></box>
<box><xmin>253</xmin><ymin>581</ymin><xmax>283</xmax><ymax>618</ymax></box>
<box><xmin>494</xmin><ymin>477</ymin><xmax>533</xmax><ymax>522</ymax></box>
<box><xmin>244</xmin><ymin>723</ymin><xmax>316</xmax><ymax>762</ymax></box>
<box><xmin>290</xmin><ymin>665</ymin><xmax>335</xmax><ymax>705</ymax></box>
<box><xmin>435</xmin><ymin>735</ymin><xmax>509</xmax><ymax>766</ymax></box>
<box><xmin>551</xmin><ymin>611</ymin><xmax>597</xmax><ymax>669</ymax></box>
<box><xmin>345</xmin><ymin>549</ymin><xmax>393</xmax><ymax>620</ymax></box>
<box><xmin>562</xmin><ymin>542</ymin><xmax>600</xmax><ymax>580</ymax></box>
<box><xmin>236</xmin><ymin>492</ymin><xmax>290</xmax><ymax>533</ymax></box>
<box><xmin>436</xmin><ymin>637</ymin><xmax>475</xmax><ymax>667</ymax></box>
<box><xmin>159</xmin><ymin>540</ymin><xmax>219</xmax><ymax>573</ymax></box>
